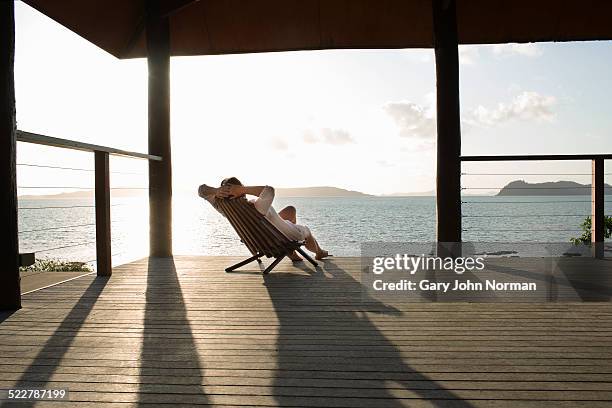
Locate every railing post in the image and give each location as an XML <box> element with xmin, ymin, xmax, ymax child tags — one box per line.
<box><xmin>592</xmin><ymin>158</ymin><xmax>604</xmax><ymax>258</ymax></box>
<box><xmin>433</xmin><ymin>0</ymin><xmax>462</xmax><ymax>256</ymax></box>
<box><xmin>0</xmin><ymin>0</ymin><xmax>21</xmax><ymax>310</ymax></box>
<box><xmin>95</xmin><ymin>151</ymin><xmax>112</xmax><ymax>276</ymax></box>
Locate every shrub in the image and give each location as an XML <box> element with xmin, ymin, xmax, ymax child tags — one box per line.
<box><xmin>570</xmin><ymin>215</ymin><xmax>612</xmax><ymax>245</ymax></box>
<box><xmin>20</xmin><ymin>258</ymin><xmax>93</xmax><ymax>273</ymax></box>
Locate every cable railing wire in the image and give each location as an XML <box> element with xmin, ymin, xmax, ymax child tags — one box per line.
<box><xmin>462</xmin><ymin>200</ymin><xmax>594</xmax><ymax>204</ymax></box>
<box><xmin>18</xmin><ymin>223</ymin><xmax>96</xmax><ymax>234</ymax></box>
<box><xmin>19</xmin><ymin>186</ymin><xmax>148</xmax><ymax>189</ymax></box>
<box><xmin>17</xmin><ymin>163</ymin><xmax>94</xmax><ymax>172</ymax></box>
<box><xmin>462</xmin><ymin>172</ymin><xmax>612</xmax><ymax>176</ymax></box>
<box><xmin>17</xmin><ymin>163</ymin><xmax>146</xmax><ymax>176</ymax></box>
<box><xmin>18</xmin><ymin>204</ymin><xmax>124</xmax><ymax>210</ymax></box>
<box><xmin>463</xmin><ymin>228</ymin><xmax>583</xmax><ymax>232</ymax></box>
<box><xmin>463</xmin><ymin>214</ymin><xmax>592</xmax><ymax>218</ymax></box>
<box><xmin>462</xmin><ymin>186</ymin><xmax>596</xmax><ymax>190</ymax></box>
<box><xmin>84</xmin><ymin>252</ymin><xmax>123</xmax><ymax>264</ymax></box>
<box><xmin>35</xmin><ymin>241</ymin><xmax>96</xmax><ymax>253</ymax></box>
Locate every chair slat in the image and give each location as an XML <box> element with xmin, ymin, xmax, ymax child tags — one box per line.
<box><xmin>233</xmin><ymin>201</ymin><xmax>278</xmax><ymax>256</ymax></box>
<box><xmin>216</xmin><ymin>199</ymin><xmax>259</xmax><ymax>255</ymax></box>
<box><xmin>216</xmin><ymin>197</ymin><xmax>296</xmax><ymax>258</ymax></box>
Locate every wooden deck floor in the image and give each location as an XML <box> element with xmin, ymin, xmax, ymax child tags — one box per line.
<box><xmin>1</xmin><ymin>256</ymin><xmax>612</xmax><ymax>407</ymax></box>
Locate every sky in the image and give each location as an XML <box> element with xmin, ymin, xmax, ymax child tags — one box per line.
<box><xmin>13</xmin><ymin>1</ymin><xmax>612</xmax><ymax>196</ymax></box>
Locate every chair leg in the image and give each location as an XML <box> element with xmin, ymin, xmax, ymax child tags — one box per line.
<box><xmin>263</xmin><ymin>255</ymin><xmax>285</xmax><ymax>275</ymax></box>
<box><xmin>296</xmin><ymin>247</ymin><xmax>318</xmax><ymax>267</ymax></box>
<box><xmin>226</xmin><ymin>253</ymin><xmax>262</xmax><ymax>272</ymax></box>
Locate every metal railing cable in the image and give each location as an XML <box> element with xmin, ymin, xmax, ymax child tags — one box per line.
<box><xmin>460</xmin><ymin>169</ymin><xmax>608</xmax><ymax>237</ymax></box>
<box><xmin>17</xmin><ymin>162</ymin><xmax>146</xmax><ymax>176</ymax></box>
<box><xmin>19</xmin><ymin>204</ymin><xmax>124</xmax><ymax>210</ymax></box>
<box><xmin>18</xmin><ymin>223</ymin><xmax>96</xmax><ymax>233</ymax></box>
<box><xmin>18</xmin><ymin>164</ymin><xmax>148</xmax><ymax>264</ymax></box>
<box><xmin>35</xmin><ymin>241</ymin><xmax>97</xmax><ymax>254</ymax></box>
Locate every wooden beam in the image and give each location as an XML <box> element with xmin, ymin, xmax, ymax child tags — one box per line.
<box><xmin>95</xmin><ymin>151</ymin><xmax>112</xmax><ymax>276</ymax></box>
<box><xmin>0</xmin><ymin>0</ymin><xmax>21</xmax><ymax>310</ymax></box>
<box><xmin>591</xmin><ymin>158</ymin><xmax>604</xmax><ymax>259</ymax></box>
<box><xmin>16</xmin><ymin>130</ymin><xmax>162</xmax><ymax>161</ymax></box>
<box><xmin>433</xmin><ymin>0</ymin><xmax>461</xmax><ymax>248</ymax></box>
<box><xmin>146</xmin><ymin>0</ymin><xmax>173</xmax><ymax>257</ymax></box>
<box><xmin>462</xmin><ymin>154</ymin><xmax>612</xmax><ymax>161</ymax></box>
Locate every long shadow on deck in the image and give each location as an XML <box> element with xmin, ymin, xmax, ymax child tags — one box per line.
<box><xmin>264</xmin><ymin>259</ymin><xmax>474</xmax><ymax>408</ymax></box>
<box><xmin>487</xmin><ymin>258</ymin><xmax>612</xmax><ymax>301</ymax></box>
<box><xmin>136</xmin><ymin>257</ymin><xmax>208</xmax><ymax>405</ymax></box>
<box><xmin>8</xmin><ymin>276</ymin><xmax>108</xmax><ymax>394</ymax></box>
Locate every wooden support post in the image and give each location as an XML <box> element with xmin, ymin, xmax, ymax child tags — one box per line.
<box><xmin>592</xmin><ymin>158</ymin><xmax>604</xmax><ymax>258</ymax></box>
<box><xmin>0</xmin><ymin>1</ymin><xmax>21</xmax><ymax>310</ymax></box>
<box><xmin>433</xmin><ymin>0</ymin><xmax>462</xmax><ymax>256</ymax></box>
<box><xmin>95</xmin><ymin>151</ymin><xmax>112</xmax><ymax>276</ymax></box>
<box><xmin>146</xmin><ymin>0</ymin><xmax>172</xmax><ymax>257</ymax></box>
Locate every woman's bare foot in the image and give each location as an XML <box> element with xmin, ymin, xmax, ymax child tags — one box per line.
<box><xmin>315</xmin><ymin>250</ymin><xmax>330</xmax><ymax>260</ymax></box>
<box><xmin>288</xmin><ymin>251</ymin><xmax>303</xmax><ymax>262</ymax></box>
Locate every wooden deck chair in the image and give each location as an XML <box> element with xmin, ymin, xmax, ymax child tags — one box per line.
<box><xmin>215</xmin><ymin>197</ymin><xmax>318</xmax><ymax>274</ymax></box>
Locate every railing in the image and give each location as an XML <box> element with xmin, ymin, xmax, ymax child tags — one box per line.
<box><xmin>460</xmin><ymin>154</ymin><xmax>610</xmax><ymax>258</ymax></box>
<box><xmin>17</xmin><ymin>130</ymin><xmax>161</xmax><ymax>276</ymax></box>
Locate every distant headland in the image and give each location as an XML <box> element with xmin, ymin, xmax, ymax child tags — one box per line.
<box><xmin>19</xmin><ymin>186</ymin><xmax>374</xmax><ymax>199</ymax></box>
<box><xmin>497</xmin><ymin>180</ymin><xmax>612</xmax><ymax>196</ymax></box>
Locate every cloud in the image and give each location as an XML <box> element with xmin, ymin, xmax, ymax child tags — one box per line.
<box><xmin>384</xmin><ymin>91</ymin><xmax>556</xmax><ymax>142</ymax></box>
<box><xmin>467</xmin><ymin>91</ymin><xmax>556</xmax><ymax>126</ymax></box>
<box><xmin>491</xmin><ymin>43</ymin><xmax>542</xmax><ymax>58</ymax></box>
<box><xmin>457</xmin><ymin>44</ymin><xmax>541</xmax><ymax>66</ymax></box>
<box><xmin>458</xmin><ymin>46</ymin><xmax>480</xmax><ymax>65</ymax></box>
<box><xmin>302</xmin><ymin>130</ymin><xmax>319</xmax><ymax>144</ymax></box>
<box><xmin>383</xmin><ymin>101</ymin><xmax>436</xmax><ymax>139</ymax></box>
<box><xmin>302</xmin><ymin>128</ymin><xmax>355</xmax><ymax>145</ymax></box>
<box><xmin>269</xmin><ymin>137</ymin><xmax>288</xmax><ymax>150</ymax></box>
<box><xmin>376</xmin><ymin>160</ymin><xmax>396</xmax><ymax>168</ymax></box>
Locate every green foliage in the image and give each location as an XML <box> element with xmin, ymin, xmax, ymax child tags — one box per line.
<box><xmin>570</xmin><ymin>215</ymin><xmax>612</xmax><ymax>245</ymax></box>
<box><xmin>20</xmin><ymin>258</ymin><xmax>93</xmax><ymax>273</ymax></box>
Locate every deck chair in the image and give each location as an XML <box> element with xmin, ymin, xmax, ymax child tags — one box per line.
<box><xmin>215</xmin><ymin>197</ymin><xmax>318</xmax><ymax>274</ymax></box>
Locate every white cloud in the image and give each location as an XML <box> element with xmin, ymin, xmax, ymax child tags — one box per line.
<box><xmin>302</xmin><ymin>128</ymin><xmax>355</xmax><ymax>145</ymax></box>
<box><xmin>269</xmin><ymin>137</ymin><xmax>289</xmax><ymax>150</ymax></box>
<box><xmin>383</xmin><ymin>101</ymin><xmax>436</xmax><ymax>139</ymax></box>
<box><xmin>491</xmin><ymin>43</ymin><xmax>543</xmax><ymax>58</ymax></box>
<box><xmin>302</xmin><ymin>130</ymin><xmax>319</xmax><ymax>144</ymax></box>
<box><xmin>459</xmin><ymin>46</ymin><xmax>480</xmax><ymax>65</ymax></box>
<box><xmin>467</xmin><ymin>91</ymin><xmax>556</xmax><ymax>126</ymax></box>
<box><xmin>384</xmin><ymin>91</ymin><xmax>556</xmax><ymax>142</ymax></box>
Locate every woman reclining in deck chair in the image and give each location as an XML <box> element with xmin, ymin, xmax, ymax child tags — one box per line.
<box><xmin>198</xmin><ymin>177</ymin><xmax>330</xmax><ymax>261</ymax></box>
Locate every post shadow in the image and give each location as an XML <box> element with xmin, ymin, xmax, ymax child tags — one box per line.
<box><xmin>264</xmin><ymin>259</ymin><xmax>474</xmax><ymax>407</ymax></box>
<box><xmin>10</xmin><ymin>276</ymin><xmax>109</xmax><ymax>389</ymax></box>
<box><xmin>137</xmin><ymin>257</ymin><xmax>208</xmax><ymax>405</ymax></box>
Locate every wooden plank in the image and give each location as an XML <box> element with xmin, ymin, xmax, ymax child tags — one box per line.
<box><xmin>592</xmin><ymin>158</ymin><xmax>604</xmax><ymax>258</ymax></box>
<box><xmin>95</xmin><ymin>151</ymin><xmax>112</xmax><ymax>276</ymax></box>
<box><xmin>146</xmin><ymin>0</ymin><xmax>173</xmax><ymax>257</ymax></box>
<box><xmin>16</xmin><ymin>130</ymin><xmax>161</xmax><ymax>161</ymax></box>
<box><xmin>1</xmin><ymin>256</ymin><xmax>611</xmax><ymax>407</ymax></box>
<box><xmin>0</xmin><ymin>0</ymin><xmax>20</xmax><ymax>310</ymax></box>
<box><xmin>433</xmin><ymin>0</ymin><xmax>461</xmax><ymax>246</ymax></box>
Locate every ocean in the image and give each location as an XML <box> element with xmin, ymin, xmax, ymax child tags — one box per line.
<box><xmin>18</xmin><ymin>195</ymin><xmax>612</xmax><ymax>267</ymax></box>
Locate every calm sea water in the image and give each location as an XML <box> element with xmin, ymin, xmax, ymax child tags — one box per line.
<box><xmin>18</xmin><ymin>195</ymin><xmax>612</xmax><ymax>267</ymax></box>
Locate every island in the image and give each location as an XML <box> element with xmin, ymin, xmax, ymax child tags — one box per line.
<box><xmin>497</xmin><ymin>180</ymin><xmax>612</xmax><ymax>196</ymax></box>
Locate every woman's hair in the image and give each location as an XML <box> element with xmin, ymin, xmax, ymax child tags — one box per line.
<box><xmin>220</xmin><ymin>177</ymin><xmax>242</xmax><ymax>187</ymax></box>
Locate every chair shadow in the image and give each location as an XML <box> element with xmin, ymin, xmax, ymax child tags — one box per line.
<box><xmin>8</xmin><ymin>276</ymin><xmax>109</xmax><ymax>392</ymax></box>
<box><xmin>137</xmin><ymin>257</ymin><xmax>209</xmax><ymax>405</ymax></box>
<box><xmin>264</xmin><ymin>259</ymin><xmax>474</xmax><ymax>407</ymax></box>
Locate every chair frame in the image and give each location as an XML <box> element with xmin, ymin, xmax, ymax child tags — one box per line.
<box><xmin>216</xmin><ymin>198</ymin><xmax>318</xmax><ymax>274</ymax></box>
